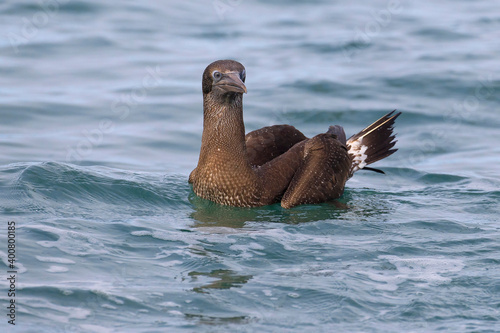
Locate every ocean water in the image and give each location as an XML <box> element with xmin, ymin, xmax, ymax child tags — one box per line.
<box><xmin>1</xmin><ymin>0</ymin><xmax>500</xmax><ymax>332</ymax></box>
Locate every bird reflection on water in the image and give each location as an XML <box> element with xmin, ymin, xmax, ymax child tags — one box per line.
<box><xmin>188</xmin><ymin>191</ymin><xmax>355</xmax><ymax>228</ymax></box>
<box><xmin>189</xmin><ymin>269</ymin><xmax>253</xmax><ymax>294</ymax></box>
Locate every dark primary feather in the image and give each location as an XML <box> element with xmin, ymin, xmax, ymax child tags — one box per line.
<box><xmin>363</xmin><ymin>167</ymin><xmax>385</xmax><ymax>174</ymax></box>
<box><xmin>347</xmin><ymin>111</ymin><xmax>401</xmax><ymax>176</ymax></box>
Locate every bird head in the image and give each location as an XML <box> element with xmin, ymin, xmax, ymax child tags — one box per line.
<box><xmin>202</xmin><ymin>60</ymin><xmax>247</xmax><ymax>97</ymax></box>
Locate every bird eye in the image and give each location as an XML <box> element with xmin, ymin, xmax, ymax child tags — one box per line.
<box><xmin>212</xmin><ymin>71</ymin><xmax>222</xmax><ymax>81</ymax></box>
<box><xmin>240</xmin><ymin>69</ymin><xmax>246</xmax><ymax>82</ymax></box>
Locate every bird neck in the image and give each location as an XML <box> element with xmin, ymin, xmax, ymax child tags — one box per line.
<box><xmin>198</xmin><ymin>93</ymin><xmax>251</xmax><ymax>170</ymax></box>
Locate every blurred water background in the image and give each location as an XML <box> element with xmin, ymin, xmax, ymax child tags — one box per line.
<box><xmin>1</xmin><ymin>0</ymin><xmax>500</xmax><ymax>332</ymax></box>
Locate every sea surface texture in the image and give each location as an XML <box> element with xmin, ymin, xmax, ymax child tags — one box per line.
<box><xmin>1</xmin><ymin>0</ymin><xmax>499</xmax><ymax>332</ymax></box>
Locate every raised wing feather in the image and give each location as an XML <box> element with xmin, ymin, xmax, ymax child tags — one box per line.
<box><xmin>245</xmin><ymin>125</ymin><xmax>307</xmax><ymax>167</ymax></box>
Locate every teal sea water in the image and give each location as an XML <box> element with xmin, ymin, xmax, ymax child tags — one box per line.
<box><xmin>1</xmin><ymin>0</ymin><xmax>500</xmax><ymax>332</ymax></box>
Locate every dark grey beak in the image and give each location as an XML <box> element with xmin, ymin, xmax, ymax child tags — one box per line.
<box><xmin>214</xmin><ymin>72</ymin><xmax>247</xmax><ymax>94</ymax></box>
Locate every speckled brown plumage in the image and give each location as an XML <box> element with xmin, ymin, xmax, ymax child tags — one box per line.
<box><xmin>189</xmin><ymin>60</ymin><xmax>401</xmax><ymax>209</ymax></box>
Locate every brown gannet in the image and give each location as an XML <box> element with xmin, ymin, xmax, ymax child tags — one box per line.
<box><xmin>189</xmin><ymin>60</ymin><xmax>401</xmax><ymax>209</ymax></box>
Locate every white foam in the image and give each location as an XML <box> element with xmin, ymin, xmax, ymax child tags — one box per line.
<box><xmin>36</xmin><ymin>256</ymin><xmax>75</xmax><ymax>264</ymax></box>
<box><xmin>168</xmin><ymin>310</ymin><xmax>184</xmax><ymax>316</ymax></box>
<box><xmin>156</xmin><ymin>260</ymin><xmax>183</xmax><ymax>267</ymax></box>
<box><xmin>79</xmin><ymin>324</ymin><xmax>114</xmax><ymax>333</ymax></box>
<box><xmin>197</xmin><ymin>227</ymin><xmax>245</xmax><ymax>234</ymax></box>
<box><xmin>274</xmin><ymin>267</ymin><xmax>303</xmax><ymax>274</ymax></box>
<box><xmin>131</xmin><ymin>230</ymin><xmax>151</xmax><ymax>236</ymax></box>
<box><xmin>24</xmin><ymin>298</ymin><xmax>91</xmax><ymax>323</ymax></box>
<box><xmin>362</xmin><ymin>255</ymin><xmax>466</xmax><ymax>291</ymax></box>
<box><xmin>46</xmin><ymin>265</ymin><xmax>69</xmax><ymax>273</ymax></box>
<box><xmin>123</xmin><ymin>295</ymin><xmax>142</xmax><ymax>303</ymax></box>
<box><xmin>381</xmin><ymin>255</ymin><xmax>465</xmax><ymax>283</ymax></box>
<box><xmin>263</xmin><ymin>289</ymin><xmax>273</xmax><ymax>297</ymax></box>
<box><xmin>229</xmin><ymin>244</ymin><xmax>255</xmax><ymax>258</ymax></box>
<box><xmin>248</xmin><ymin>242</ymin><xmax>265</xmax><ymax>250</ymax></box>
<box><xmin>159</xmin><ymin>301</ymin><xmax>181</xmax><ymax>307</ymax></box>
<box><xmin>27</xmin><ymin>225</ymin><xmax>108</xmax><ymax>256</ymax></box>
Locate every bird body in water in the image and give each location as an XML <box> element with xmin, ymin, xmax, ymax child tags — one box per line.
<box><xmin>189</xmin><ymin>60</ymin><xmax>401</xmax><ymax>209</ymax></box>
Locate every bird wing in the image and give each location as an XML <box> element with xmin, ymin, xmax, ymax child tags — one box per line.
<box><xmin>255</xmin><ymin>140</ymin><xmax>307</xmax><ymax>205</ymax></box>
<box><xmin>346</xmin><ymin>110</ymin><xmax>401</xmax><ymax>176</ymax></box>
<box><xmin>280</xmin><ymin>133</ymin><xmax>351</xmax><ymax>209</ymax></box>
<box><xmin>245</xmin><ymin>125</ymin><xmax>307</xmax><ymax>167</ymax></box>
<box><xmin>255</xmin><ymin>133</ymin><xmax>350</xmax><ymax>209</ymax></box>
